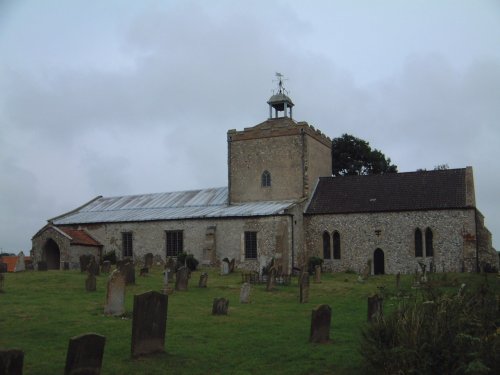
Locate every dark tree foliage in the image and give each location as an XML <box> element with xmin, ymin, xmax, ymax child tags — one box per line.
<box><xmin>331</xmin><ymin>134</ymin><xmax>398</xmax><ymax>176</ymax></box>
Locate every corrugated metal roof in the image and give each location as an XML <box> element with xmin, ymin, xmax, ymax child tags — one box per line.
<box><xmin>52</xmin><ymin>187</ymin><xmax>296</xmax><ymax>225</ymax></box>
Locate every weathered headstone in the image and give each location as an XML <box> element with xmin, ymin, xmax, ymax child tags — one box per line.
<box><xmin>162</xmin><ymin>269</ymin><xmax>173</xmax><ymax>295</ymax></box>
<box><xmin>144</xmin><ymin>253</ymin><xmax>154</xmax><ymax>268</ymax></box>
<box><xmin>314</xmin><ymin>265</ymin><xmax>322</xmax><ymax>283</ymax></box>
<box><xmin>14</xmin><ymin>252</ymin><xmax>26</xmax><ymax>272</ymax></box>
<box><xmin>131</xmin><ymin>291</ymin><xmax>168</xmax><ymax>357</ymax></box>
<box><xmin>229</xmin><ymin>258</ymin><xmax>236</xmax><ymax>273</ymax></box>
<box><xmin>85</xmin><ymin>272</ymin><xmax>97</xmax><ymax>292</ymax></box>
<box><xmin>104</xmin><ymin>269</ymin><xmax>126</xmax><ymax>316</ymax></box>
<box><xmin>0</xmin><ymin>349</ymin><xmax>24</xmax><ymax>375</ymax></box>
<box><xmin>175</xmin><ymin>266</ymin><xmax>189</xmax><ymax>291</ymax></box>
<box><xmin>310</xmin><ymin>304</ymin><xmax>332</xmax><ymax>343</ymax></box>
<box><xmin>299</xmin><ymin>272</ymin><xmax>310</xmax><ymax>303</ymax></box>
<box><xmin>362</xmin><ymin>260</ymin><xmax>371</xmax><ymax>279</ymax></box>
<box><xmin>198</xmin><ymin>273</ymin><xmax>208</xmax><ymax>288</ymax></box>
<box><xmin>266</xmin><ymin>267</ymin><xmax>276</xmax><ymax>291</ymax></box>
<box><xmin>220</xmin><ymin>260</ymin><xmax>229</xmax><ymax>275</ymax></box>
<box><xmin>0</xmin><ymin>262</ymin><xmax>7</xmax><ymax>273</ymax></box>
<box><xmin>240</xmin><ymin>282</ymin><xmax>251</xmax><ymax>303</ymax></box>
<box><xmin>37</xmin><ymin>261</ymin><xmax>48</xmax><ymax>271</ymax></box>
<box><xmin>118</xmin><ymin>261</ymin><xmax>135</xmax><ymax>285</ymax></box>
<box><xmin>367</xmin><ymin>294</ymin><xmax>383</xmax><ymax>322</ymax></box>
<box><xmin>140</xmin><ymin>267</ymin><xmax>149</xmax><ymax>276</ymax></box>
<box><xmin>165</xmin><ymin>258</ymin><xmax>175</xmax><ymax>283</ymax></box>
<box><xmin>101</xmin><ymin>260</ymin><xmax>111</xmax><ymax>274</ymax></box>
<box><xmin>212</xmin><ymin>298</ymin><xmax>229</xmax><ymax>315</ymax></box>
<box><xmin>396</xmin><ymin>272</ymin><xmax>401</xmax><ymax>289</ymax></box>
<box><xmin>80</xmin><ymin>254</ymin><xmax>93</xmax><ymax>273</ymax></box>
<box><xmin>0</xmin><ymin>273</ymin><xmax>4</xmax><ymax>293</ymax></box>
<box><xmin>64</xmin><ymin>333</ymin><xmax>105</xmax><ymax>375</ymax></box>
<box><xmin>87</xmin><ymin>257</ymin><xmax>100</xmax><ymax>276</ymax></box>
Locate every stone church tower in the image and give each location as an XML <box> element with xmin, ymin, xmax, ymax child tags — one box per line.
<box><xmin>227</xmin><ymin>76</ymin><xmax>332</xmax><ymax>204</ymax></box>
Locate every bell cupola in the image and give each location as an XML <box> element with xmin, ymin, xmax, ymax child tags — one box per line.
<box><xmin>267</xmin><ymin>72</ymin><xmax>294</xmax><ymax>119</ymax></box>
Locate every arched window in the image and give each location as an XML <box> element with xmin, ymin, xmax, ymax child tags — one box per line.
<box><xmin>415</xmin><ymin>228</ymin><xmax>423</xmax><ymax>257</ymax></box>
<box><xmin>425</xmin><ymin>228</ymin><xmax>433</xmax><ymax>257</ymax></box>
<box><xmin>322</xmin><ymin>232</ymin><xmax>331</xmax><ymax>259</ymax></box>
<box><xmin>261</xmin><ymin>170</ymin><xmax>271</xmax><ymax>187</ymax></box>
<box><xmin>333</xmin><ymin>231</ymin><xmax>341</xmax><ymax>259</ymax></box>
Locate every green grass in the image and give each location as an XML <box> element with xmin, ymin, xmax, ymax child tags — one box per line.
<box><xmin>0</xmin><ymin>269</ymin><xmax>496</xmax><ymax>374</ymax></box>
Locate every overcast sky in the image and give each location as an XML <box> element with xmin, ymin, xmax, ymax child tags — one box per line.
<box><xmin>1</xmin><ymin>0</ymin><xmax>499</xmax><ymax>253</ymax></box>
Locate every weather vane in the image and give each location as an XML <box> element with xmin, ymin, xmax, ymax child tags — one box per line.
<box><xmin>273</xmin><ymin>72</ymin><xmax>289</xmax><ymax>95</ymax></box>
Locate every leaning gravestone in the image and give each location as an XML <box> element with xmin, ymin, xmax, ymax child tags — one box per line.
<box><xmin>175</xmin><ymin>266</ymin><xmax>189</xmax><ymax>291</ymax></box>
<box><xmin>299</xmin><ymin>272</ymin><xmax>310</xmax><ymax>303</ymax></box>
<box><xmin>131</xmin><ymin>291</ymin><xmax>168</xmax><ymax>357</ymax></box>
<box><xmin>240</xmin><ymin>282</ymin><xmax>251</xmax><ymax>303</ymax></box>
<box><xmin>198</xmin><ymin>273</ymin><xmax>208</xmax><ymax>288</ymax></box>
<box><xmin>37</xmin><ymin>261</ymin><xmax>48</xmax><ymax>271</ymax></box>
<box><xmin>64</xmin><ymin>333</ymin><xmax>105</xmax><ymax>375</ymax></box>
<box><xmin>14</xmin><ymin>252</ymin><xmax>26</xmax><ymax>272</ymax></box>
<box><xmin>80</xmin><ymin>254</ymin><xmax>93</xmax><ymax>273</ymax></box>
<box><xmin>310</xmin><ymin>304</ymin><xmax>332</xmax><ymax>343</ymax></box>
<box><xmin>144</xmin><ymin>253</ymin><xmax>154</xmax><ymax>268</ymax></box>
<box><xmin>101</xmin><ymin>261</ymin><xmax>111</xmax><ymax>274</ymax></box>
<box><xmin>0</xmin><ymin>262</ymin><xmax>7</xmax><ymax>273</ymax></box>
<box><xmin>104</xmin><ymin>269</ymin><xmax>126</xmax><ymax>316</ymax></box>
<box><xmin>212</xmin><ymin>298</ymin><xmax>229</xmax><ymax>315</ymax></box>
<box><xmin>0</xmin><ymin>273</ymin><xmax>4</xmax><ymax>293</ymax></box>
<box><xmin>367</xmin><ymin>294</ymin><xmax>383</xmax><ymax>322</ymax></box>
<box><xmin>85</xmin><ymin>272</ymin><xmax>97</xmax><ymax>292</ymax></box>
<box><xmin>0</xmin><ymin>349</ymin><xmax>24</xmax><ymax>375</ymax></box>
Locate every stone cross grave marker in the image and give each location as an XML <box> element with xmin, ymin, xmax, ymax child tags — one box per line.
<box><xmin>14</xmin><ymin>251</ymin><xmax>25</xmax><ymax>272</ymax></box>
<box><xmin>212</xmin><ymin>298</ymin><xmax>229</xmax><ymax>315</ymax></box>
<box><xmin>80</xmin><ymin>254</ymin><xmax>93</xmax><ymax>273</ymax></box>
<box><xmin>175</xmin><ymin>266</ymin><xmax>189</xmax><ymax>291</ymax></box>
<box><xmin>299</xmin><ymin>272</ymin><xmax>310</xmax><ymax>303</ymax></box>
<box><xmin>101</xmin><ymin>260</ymin><xmax>111</xmax><ymax>274</ymax></box>
<box><xmin>85</xmin><ymin>272</ymin><xmax>97</xmax><ymax>292</ymax></box>
<box><xmin>144</xmin><ymin>253</ymin><xmax>154</xmax><ymax>268</ymax></box>
<box><xmin>310</xmin><ymin>304</ymin><xmax>332</xmax><ymax>343</ymax></box>
<box><xmin>266</xmin><ymin>267</ymin><xmax>276</xmax><ymax>291</ymax></box>
<box><xmin>64</xmin><ymin>333</ymin><xmax>105</xmax><ymax>375</ymax></box>
<box><xmin>104</xmin><ymin>269</ymin><xmax>126</xmax><ymax>316</ymax></box>
<box><xmin>131</xmin><ymin>291</ymin><xmax>168</xmax><ymax>357</ymax></box>
<box><xmin>0</xmin><ymin>349</ymin><xmax>24</xmax><ymax>375</ymax></box>
<box><xmin>240</xmin><ymin>282</ymin><xmax>251</xmax><ymax>304</ymax></box>
<box><xmin>37</xmin><ymin>261</ymin><xmax>48</xmax><ymax>271</ymax></box>
<box><xmin>314</xmin><ymin>265</ymin><xmax>322</xmax><ymax>283</ymax></box>
<box><xmin>198</xmin><ymin>273</ymin><xmax>208</xmax><ymax>288</ymax></box>
<box><xmin>367</xmin><ymin>294</ymin><xmax>383</xmax><ymax>322</ymax></box>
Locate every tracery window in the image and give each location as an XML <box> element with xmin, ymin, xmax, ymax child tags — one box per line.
<box><xmin>261</xmin><ymin>170</ymin><xmax>271</xmax><ymax>187</ymax></box>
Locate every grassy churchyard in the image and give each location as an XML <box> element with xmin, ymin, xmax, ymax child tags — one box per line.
<box><xmin>0</xmin><ymin>268</ymin><xmax>498</xmax><ymax>374</ymax></box>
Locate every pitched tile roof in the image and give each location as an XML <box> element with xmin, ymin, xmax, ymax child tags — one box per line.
<box><xmin>59</xmin><ymin>228</ymin><xmax>102</xmax><ymax>247</ymax></box>
<box><xmin>306</xmin><ymin>168</ymin><xmax>471</xmax><ymax>214</ymax></box>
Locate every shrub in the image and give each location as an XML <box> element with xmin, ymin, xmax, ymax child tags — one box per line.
<box><xmin>102</xmin><ymin>250</ymin><xmax>117</xmax><ymax>264</ymax></box>
<box><xmin>307</xmin><ymin>256</ymin><xmax>324</xmax><ymax>275</ymax></box>
<box><xmin>360</xmin><ymin>278</ymin><xmax>500</xmax><ymax>374</ymax></box>
<box><xmin>176</xmin><ymin>252</ymin><xmax>199</xmax><ymax>271</ymax></box>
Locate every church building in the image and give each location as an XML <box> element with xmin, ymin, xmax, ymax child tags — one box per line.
<box><xmin>31</xmin><ymin>79</ymin><xmax>497</xmax><ymax>274</ymax></box>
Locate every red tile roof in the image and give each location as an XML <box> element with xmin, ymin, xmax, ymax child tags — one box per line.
<box><xmin>59</xmin><ymin>228</ymin><xmax>102</xmax><ymax>247</ymax></box>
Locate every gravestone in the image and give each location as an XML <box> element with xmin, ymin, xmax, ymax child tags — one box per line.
<box><xmin>79</xmin><ymin>254</ymin><xmax>93</xmax><ymax>273</ymax></box>
<box><xmin>131</xmin><ymin>291</ymin><xmax>168</xmax><ymax>357</ymax></box>
<box><xmin>165</xmin><ymin>258</ymin><xmax>176</xmax><ymax>283</ymax></box>
<box><xmin>310</xmin><ymin>304</ymin><xmax>332</xmax><ymax>343</ymax></box>
<box><xmin>362</xmin><ymin>260</ymin><xmax>371</xmax><ymax>279</ymax></box>
<box><xmin>299</xmin><ymin>272</ymin><xmax>310</xmax><ymax>303</ymax></box>
<box><xmin>266</xmin><ymin>267</ymin><xmax>276</xmax><ymax>291</ymax></box>
<box><xmin>175</xmin><ymin>266</ymin><xmax>189</xmax><ymax>291</ymax></box>
<box><xmin>85</xmin><ymin>273</ymin><xmax>97</xmax><ymax>292</ymax></box>
<box><xmin>119</xmin><ymin>261</ymin><xmax>135</xmax><ymax>285</ymax></box>
<box><xmin>0</xmin><ymin>273</ymin><xmax>4</xmax><ymax>293</ymax></box>
<box><xmin>37</xmin><ymin>261</ymin><xmax>48</xmax><ymax>271</ymax></box>
<box><xmin>240</xmin><ymin>282</ymin><xmax>251</xmax><ymax>303</ymax></box>
<box><xmin>198</xmin><ymin>273</ymin><xmax>208</xmax><ymax>288</ymax></box>
<box><xmin>0</xmin><ymin>349</ymin><xmax>24</xmax><ymax>375</ymax></box>
<box><xmin>229</xmin><ymin>258</ymin><xmax>236</xmax><ymax>273</ymax></box>
<box><xmin>87</xmin><ymin>257</ymin><xmax>100</xmax><ymax>276</ymax></box>
<box><xmin>396</xmin><ymin>272</ymin><xmax>401</xmax><ymax>289</ymax></box>
<box><xmin>314</xmin><ymin>265</ymin><xmax>322</xmax><ymax>283</ymax></box>
<box><xmin>64</xmin><ymin>333</ymin><xmax>105</xmax><ymax>375</ymax></box>
<box><xmin>212</xmin><ymin>298</ymin><xmax>229</xmax><ymax>315</ymax></box>
<box><xmin>104</xmin><ymin>269</ymin><xmax>126</xmax><ymax>316</ymax></box>
<box><xmin>0</xmin><ymin>262</ymin><xmax>7</xmax><ymax>273</ymax></box>
<box><xmin>101</xmin><ymin>261</ymin><xmax>111</xmax><ymax>274</ymax></box>
<box><xmin>144</xmin><ymin>253</ymin><xmax>154</xmax><ymax>268</ymax></box>
<box><xmin>367</xmin><ymin>294</ymin><xmax>383</xmax><ymax>322</ymax></box>
<box><xmin>14</xmin><ymin>252</ymin><xmax>25</xmax><ymax>272</ymax></box>
<box><xmin>140</xmin><ymin>267</ymin><xmax>149</xmax><ymax>276</ymax></box>
<box><xmin>220</xmin><ymin>260</ymin><xmax>229</xmax><ymax>275</ymax></box>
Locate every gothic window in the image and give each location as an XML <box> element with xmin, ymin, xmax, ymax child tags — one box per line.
<box><xmin>166</xmin><ymin>230</ymin><xmax>183</xmax><ymax>257</ymax></box>
<box><xmin>261</xmin><ymin>170</ymin><xmax>271</xmax><ymax>187</ymax></box>
<box><xmin>415</xmin><ymin>228</ymin><xmax>423</xmax><ymax>257</ymax></box>
<box><xmin>122</xmin><ymin>232</ymin><xmax>133</xmax><ymax>258</ymax></box>
<box><xmin>244</xmin><ymin>231</ymin><xmax>257</xmax><ymax>259</ymax></box>
<box><xmin>333</xmin><ymin>231</ymin><xmax>341</xmax><ymax>259</ymax></box>
<box><xmin>425</xmin><ymin>228</ymin><xmax>434</xmax><ymax>257</ymax></box>
<box><xmin>322</xmin><ymin>232</ymin><xmax>331</xmax><ymax>259</ymax></box>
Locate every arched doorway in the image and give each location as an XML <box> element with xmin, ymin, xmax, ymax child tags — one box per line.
<box><xmin>373</xmin><ymin>248</ymin><xmax>385</xmax><ymax>275</ymax></box>
<box><xmin>43</xmin><ymin>239</ymin><xmax>60</xmax><ymax>270</ymax></box>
